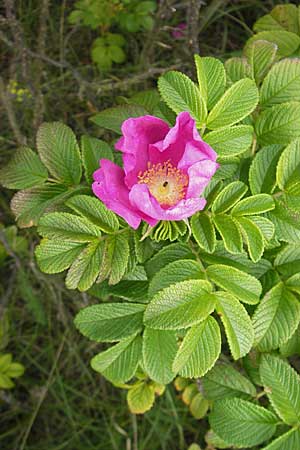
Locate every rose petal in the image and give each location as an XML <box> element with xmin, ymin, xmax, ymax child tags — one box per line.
<box><xmin>177</xmin><ymin>140</ymin><xmax>218</xmax><ymax>170</ymax></box>
<box><xmin>149</xmin><ymin>111</ymin><xmax>218</xmax><ymax>171</ymax></box>
<box><xmin>115</xmin><ymin>116</ymin><xmax>169</xmax><ymax>188</ymax></box>
<box><xmin>149</xmin><ymin>111</ymin><xmax>195</xmax><ymax>167</ymax></box>
<box><xmin>92</xmin><ymin>159</ymin><xmax>157</xmax><ymax>229</ymax></box>
<box><xmin>129</xmin><ymin>183</ymin><xmax>206</xmax><ymax>221</ymax></box>
<box><xmin>186</xmin><ymin>160</ymin><xmax>219</xmax><ymax>198</ymax></box>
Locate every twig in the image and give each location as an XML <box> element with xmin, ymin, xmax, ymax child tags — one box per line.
<box><xmin>4</xmin><ymin>0</ymin><xmax>28</xmax><ymax>81</ymax></box>
<box><xmin>187</xmin><ymin>0</ymin><xmax>205</xmax><ymax>55</ymax></box>
<box><xmin>33</xmin><ymin>0</ymin><xmax>50</xmax><ymax>129</ymax></box>
<box><xmin>139</xmin><ymin>0</ymin><xmax>176</xmax><ymax>66</ymax></box>
<box><xmin>0</xmin><ymin>30</ymin><xmax>182</xmax><ymax>97</ymax></box>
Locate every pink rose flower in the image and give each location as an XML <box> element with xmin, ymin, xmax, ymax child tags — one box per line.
<box><xmin>92</xmin><ymin>111</ymin><xmax>219</xmax><ymax>229</ymax></box>
<box><xmin>172</xmin><ymin>22</ymin><xmax>187</xmax><ymax>39</ymax></box>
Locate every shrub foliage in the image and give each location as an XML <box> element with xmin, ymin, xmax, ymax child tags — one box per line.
<box><xmin>1</xmin><ymin>3</ymin><xmax>300</xmax><ymax>449</ymax></box>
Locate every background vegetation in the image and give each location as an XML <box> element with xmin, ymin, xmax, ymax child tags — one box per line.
<box><xmin>0</xmin><ymin>1</ymin><xmax>297</xmax><ymax>449</ymax></box>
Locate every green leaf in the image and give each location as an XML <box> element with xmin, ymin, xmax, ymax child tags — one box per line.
<box><xmin>0</xmin><ymin>374</ymin><xmax>14</xmax><ymax>389</ymax></box>
<box><xmin>202</xmin><ymin>363</ymin><xmax>256</xmax><ymax>400</ymax></box>
<box><xmin>205</xmin><ymin>430</ymin><xmax>229</xmax><ymax>449</ymax></box>
<box><xmin>204</xmin><ymin>125</ymin><xmax>253</xmax><ymax>157</ymax></box>
<box><xmin>262</xmin><ymin>428</ymin><xmax>300</xmax><ymax>450</ymax></box>
<box><xmin>280</xmin><ymin>324</ymin><xmax>300</xmax><ymax>356</ymax></box>
<box><xmin>249</xmin><ymin>216</ymin><xmax>275</xmax><ymax>242</ymax></box>
<box><xmin>108</xmin><ymin>232</ymin><xmax>130</xmax><ymax>285</ymax></box>
<box><xmin>188</xmin><ymin>443</ymin><xmax>202</xmax><ymax>450</ymax></box>
<box><xmin>38</xmin><ymin>212</ymin><xmax>102</xmax><ymax>242</ymax></box>
<box><xmin>0</xmin><ymin>147</ymin><xmax>48</xmax><ymax>189</ymax></box>
<box><xmin>274</xmin><ymin>244</ymin><xmax>300</xmax><ymax>277</ymax></box>
<box><xmin>172</xmin><ymin>316</ymin><xmax>221</xmax><ymax>378</ymax></box>
<box><xmin>236</xmin><ymin>216</ymin><xmax>264</xmax><ymax>262</ymax></box>
<box><xmin>249</xmin><ymin>145</ymin><xmax>283</xmax><ymax>194</ymax></box>
<box><xmin>209</xmin><ymin>398</ymin><xmax>278</xmax><ymax>448</ymax></box>
<box><xmin>261</xmin><ymin>59</ymin><xmax>300</xmax><ymax>107</ymax></box>
<box><xmin>36</xmin><ymin>122</ymin><xmax>82</xmax><ymax>185</ymax></box>
<box><xmin>35</xmin><ymin>239</ymin><xmax>85</xmax><ymax>273</ymax></box>
<box><xmin>244</xmin><ymin>39</ymin><xmax>277</xmax><ymax>83</ymax></box>
<box><xmin>207</xmin><ymin>79</ymin><xmax>259</xmax><ymax>130</ymax></box>
<box><xmin>91</xmin><ymin>47</ymin><xmax>112</xmax><ymax>70</ymax></box>
<box><xmin>148</xmin><ymin>259</ymin><xmax>203</xmax><ymax>298</ymax></box>
<box><xmin>90</xmin><ymin>105</ymin><xmax>148</xmax><ymax>134</ymax></box>
<box><xmin>201</xmin><ymin>241</ymin><xmax>271</xmax><ymax>278</ymax></box>
<box><xmin>0</xmin><ymin>353</ymin><xmax>12</xmax><ymax>372</ymax></box>
<box><xmin>212</xmin><ymin>181</ymin><xmax>248</xmax><ymax>214</ymax></box>
<box><xmin>207</xmin><ymin>264</ymin><xmax>262</xmax><ymax>305</ymax></box>
<box><xmin>133</xmin><ymin>231</ymin><xmax>156</xmax><ymax>264</ymax></box>
<box><xmin>10</xmin><ymin>184</ymin><xmax>87</xmax><ymax>228</ymax></box>
<box><xmin>110</xmin><ymin>45</ymin><xmax>126</xmax><ymax>64</ymax></box>
<box><xmin>145</xmin><ymin>243</ymin><xmax>194</xmax><ymax>278</ymax></box>
<box><xmin>260</xmin><ymin>354</ymin><xmax>300</xmax><ymax>426</ymax></box>
<box><xmin>254</xmin><ymin>5</ymin><xmax>299</xmax><ymax>34</ymax></box>
<box><xmin>107</xmin><ymin>30</ymin><xmax>128</xmax><ymax>44</ymax></box>
<box><xmin>277</xmin><ymin>138</ymin><xmax>300</xmax><ymax>195</ymax></box>
<box><xmin>130</xmin><ymin>89</ymin><xmax>160</xmax><ymax>113</ymax></box>
<box><xmin>91</xmin><ymin>335</ymin><xmax>142</xmax><ymax>383</ymax></box>
<box><xmin>252</xmin><ymin>282</ymin><xmax>300</xmax><ymax>351</ymax></box>
<box><xmin>189</xmin><ymin>393</ymin><xmax>209</xmax><ymax>419</ymax></box>
<box><xmin>255</xmin><ymin>102</ymin><xmax>300</xmax><ymax>145</ymax></box>
<box><xmin>270</xmin><ymin>4</ymin><xmax>300</xmax><ymax>33</ymax></box>
<box><xmin>127</xmin><ymin>382</ymin><xmax>155</xmax><ymax>414</ymax></box>
<box><xmin>152</xmin><ymin>101</ymin><xmax>176</xmax><ymax>125</ymax></box>
<box><xmin>285</xmin><ymin>274</ymin><xmax>300</xmax><ymax>296</ymax></box>
<box><xmin>224</xmin><ymin>57</ymin><xmax>251</xmax><ymax>84</ymax></box>
<box><xmin>149</xmin><ymin>220</ymin><xmax>187</xmax><ymax>242</ymax></box>
<box><xmin>231</xmin><ymin>194</ymin><xmax>275</xmax><ymax>216</ymax></box>
<box><xmin>182</xmin><ymin>384</ymin><xmax>198</xmax><ymax>405</ymax></box>
<box><xmin>81</xmin><ymin>135</ymin><xmax>114</xmax><ymax>184</ymax></box>
<box><xmin>65</xmin><ymin>240</ymin><xmax>105</xmax><ymax>291</ymax></box>
<box><xmin>89</xmin><ymin>280</ymin><xmax>148</xmax><ymax>303</ymax></box>
<box><xmin>245</xmin><ymin>31</ymin><xmax>300</xmax><ymax>58</ymax></box>
<box><xmin>194</xmin><ymin>55</ymin><xmax>225</xmax><ymax>109</ymax></box>
<box><xmin>212</xmin><ymin>215</ymin><xmax>243</xmax><ymax>254</ymax></box>
<box><xmin>283</xmin><ymin>193</ymin><xmax>300</xmax><ymax>212</ymax></box>
<box><xmin>74</xmin><ymin>303</ymin><xmax>145</xmax><ymax>342</ymax></box>
<box><xmin>142</xmin><ymin>328</ymin><xmax>177</xmax><ymax>384</ymax></box>
<box><xmin>191</xmin><ymin>213</ymin><xmax>216</xmax><ymax>253</ymax></box>
<box><xmin>66</xmin><ymin>195</ymin><xmax>119</xmax><ymax>233</ymax></box>
<box><xmin>214</xmin><ymin>156</ymin><xmax>239</xmax><ymax>180</ymax></box>
<box><xmin>266</xmin><ymin>198</ymin><xmax>300</xmax><ymax>243</ymax></box>
<box><xmin>144</xmin><ymin>280</ymin><xmax>215</xmax><ymax>330</ymax></box>
<box><xmin>215</xmin><ymin>291</ymin><xmax>254</xmax><ymax>359</ymax></box>
<box><xmin>5</xmin><ymin>362</ymin><xmax>25</xmax><ymax>378</ymax></box>
<box><xmin>253</xmin><ymin>14</ymin><xmax>285</xmax><ymax>33</ymax></box>
<box><xmin>158</xmin><ymin>71</ymin><xmax>207</xmax><ymax>126</ymax></box>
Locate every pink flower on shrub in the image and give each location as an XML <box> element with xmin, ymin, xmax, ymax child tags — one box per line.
<box><xmin>92</xmin><ymin>112</ymin><xmax>219</xmax><ymax>229</ymax></box>
<box><xmin>172</xmin><ymin>22</ymin><xmax>187</xmax><ymax>39</ymax></box>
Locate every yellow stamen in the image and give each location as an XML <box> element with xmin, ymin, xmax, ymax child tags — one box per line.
<box><xmin>138</xmin><ymin>160</ymin><xmax>188</xmax><ymax>207</ymax></box>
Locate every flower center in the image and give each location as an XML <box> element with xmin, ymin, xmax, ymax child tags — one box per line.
<box><xmin>138</xmin><ymin>160</ymin><xmax>188</xmax><ymax>207</ymax></box>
